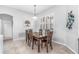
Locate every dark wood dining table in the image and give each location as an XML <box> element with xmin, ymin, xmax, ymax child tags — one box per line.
<box><xmin>33</xmin><ymin>32</ymin><xmax>47</xmax><ymax>52</ymax></box>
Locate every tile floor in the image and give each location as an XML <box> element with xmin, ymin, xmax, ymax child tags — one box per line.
<box><xmin>3</xmin><ymin>40</ymin><xmax>74</xmax><ymax>54</ymax></box>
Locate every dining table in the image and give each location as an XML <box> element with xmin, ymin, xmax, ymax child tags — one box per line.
<box><xmin>33</xmin><ymin>32</ymin><xmax>47</xmax><ymax>52</ymax></box>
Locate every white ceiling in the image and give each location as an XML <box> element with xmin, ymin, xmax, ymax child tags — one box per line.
<box><xmin>5</xmin><ymin>5</ymin><xmax>55</xmax><ymax>15</ymax></box>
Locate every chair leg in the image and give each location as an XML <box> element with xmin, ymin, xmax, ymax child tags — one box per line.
<box><xmin>45</xmin><ymin>42</ymin><xmax>46</xmax><ymax>47</ymax></box>
<box><xmin>26</xmin><ymin>34</ymin><xmax>28</xmax><ymax>43</ymax></box>
<box><xmin>35</xmin><ymin>41</ymin><xmax>36</xmax><ymax>45</ymax></box>
<box><xmin>28</xmin><ymin>39</ymin><xmax>31</xmax><ymax>47</ymax></box>
<box><xmin>26</xmin><ymin>37</ymin><xmax>27</xmax><ymax>43</ymax></box>
<box><xmin>28</xmin><ymin>39</ymin><xmax>29</xmax><ymax>45</ymax></box>
<box><xmin>32</xmin><ymin>40</ymin><xmax>34</xmax><ymax>49</ymax></box>
<box><xmin>46</xmin><ymin>41</ymin><xmax>48</xmax><ymax>53</ymax></box>
<box><xmin>27</xmin><ymin>35</ymin><xmax>29</xmax><ymax>45</ymax></box>
<box><xmin>28</xmin><ymin>40</ymin><xmax>30</xmax><ymax>46</ymax></box>
<box><xmin>27</xmin><ymin>34</ymin><xmax>29</xmax><ymax>43</ymax></box>
<box><xmin>26</xmin><ymin>32</ymin><xmax>27</xmax><ymax>43</ymax></box>
<box><xmin>38</xmin><ymin>40</ymin><xmax>40</xmax><ymax>53</ymax></box>
<box><xmin>41</xmin><ymin>41</ymin><xmax>43</xmax><ymax>48</ymax></box>
<box><xmin>50</xmin><ymin>40</ymin><xmax>53</xmax><ymax>49</ymax></box>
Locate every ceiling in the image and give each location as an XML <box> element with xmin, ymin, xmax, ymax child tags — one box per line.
<box><xmin>5</xmin><ymin>5</ymin><xmax>55</xmax><ymax>16</ymax></box>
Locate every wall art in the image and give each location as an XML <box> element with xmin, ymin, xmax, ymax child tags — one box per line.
<box><xmin>66</xmin><ymin>11</ymin><xmax>75</xmax><ymax>29</ymax></box>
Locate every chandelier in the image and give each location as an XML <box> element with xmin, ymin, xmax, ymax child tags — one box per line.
<box><xmin>32</xmin><ymin>5</ymin><xmax>37</xmax><ymax>20</ymax></box>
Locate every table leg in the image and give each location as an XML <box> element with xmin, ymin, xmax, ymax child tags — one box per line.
<box><xmin>50</xmin><ymin>40</ymin><xmax>53</xmax><ymax>49</ymax></box>
<box><xmin>46</xmin><ymin>42</ymin><xmax>48</xmax><ymax>53</ymax></box>
<box><xmin>38</xmin><ymin>40</ymin><xmax>40</xmax><ymax>53</ymax></box>
<box><xmin>32</xmin><ymin>39</ymin><xmax>34</xmax><ymax>49</ymax></box>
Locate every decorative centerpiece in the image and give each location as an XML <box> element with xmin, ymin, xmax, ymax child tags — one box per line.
<box><xmin>25</xmin><ymin>20</ymin><xmax>30</xmax><ymax>27</ymax></box>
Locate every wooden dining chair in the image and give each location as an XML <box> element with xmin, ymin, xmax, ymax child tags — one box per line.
<box><xmin>41</xmin><ymin>30</ymin><xmax>53</xmax><ymax>53</ymax></box>
<box><xmin>32</xmin><ymin>29</ymin><xmax>43</xmax><ymax>52</ymax></box>
<box><xmin>32</xmin><ymin>29</ymin><xmax>42</xmax><ymax>48</ymax></box>
<box><xmin>27</xmin><ymin>30</ymin><xmax>38</xmax><ymax>51</ymax></box>
<box><xmin>28</xmin><ymin>29</ymin><xmax>33</xmax><ymax>47</ymax></box>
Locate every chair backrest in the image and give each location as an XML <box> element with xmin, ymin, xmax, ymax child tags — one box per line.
<box><xmin>28</xmin><ymin>29</ymin><xmax>33</xmax><ymax>40</ymax></box>
<box><xmin>47</xmin><ymin>31</ymin><xmax>51</xmax><ymax>39</ymax></box>
<box><xmin>39</xmin><ymin>29</ymin><xmax>42</xmax><ymax>35</ymax></box>
<box><xmin>47</xmin><ymin>31</ymin><xmax>53</xmax><ymax>40</ymax></box>
<box><xmin>50</xmin><ymin>31</ymin><xmax>53</xmax><ymax>40</ymax></box>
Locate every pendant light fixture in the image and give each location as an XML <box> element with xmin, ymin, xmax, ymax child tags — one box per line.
<box><xmin>32</xmin><ymin>5</ymin><xmax>37</xmax><ymax>20</ymax></box>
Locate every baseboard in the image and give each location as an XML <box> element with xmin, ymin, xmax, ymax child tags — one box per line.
<box><xmin>53</xmin><ymin>40</ymin><xmax>78</xmax><ymax>54</ymax></box>
<box><xmin>53</xmin><ymin>40</ymin><xmax>66</xmax><ymax>46</ymax></box>
<box><xmin>0</xmin><ymin>50</ymin><xmax>3</xmax><ymax>54</ymax></box>
<box><xmin>65</xmin><ymin>44</ymin><xmax>77</xmax><ymax>54</ymax></box>
<box><xmin>13</xmin><ymin>37</ymin><xmax>25</xmax><ymax>41</ymax></box>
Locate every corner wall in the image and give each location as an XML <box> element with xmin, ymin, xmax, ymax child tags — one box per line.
<box><xmin>65</xmin><ymin>6</ymin><xmax>78</xmax><ymax>53</ymax></box>
<box><xmin>38</xmin><ymin>5</ymin><xmax>78</xmax><ymax>53</ymax></box>
<box><xmin>0</xmin><ymin>19</ymin><xmax>1</xmax><ymax>35</ymax></box>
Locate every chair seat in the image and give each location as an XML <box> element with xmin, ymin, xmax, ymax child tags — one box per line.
<box><xmin>42</xmin><ymin>39</ymin><xmax>47</xmax><ymax>42</ymax></box>
<box><xmin>33</xmin><ymin>36</ymin><xmax>38</xmax><ymax>41</ymax></box>
<box><xmin>41</xmin><ymin>36</ymin><xmax>47</xmax><ymax>42</ymax></box>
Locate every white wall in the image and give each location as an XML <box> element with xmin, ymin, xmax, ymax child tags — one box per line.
<box><xmin>0</xmin><ymin>6</ymin><xmax>32</xmax><ymax>40</ymax></box>
<box><xmin>38</xmin><ymin>6</ymin><xmax>67</xmax><ymax>44</ymax></box>
<box><xmin>0</xmin><ymin>19</ymin><xmax>3</xmax><ymax>54</ymax></box>
<box><xmin>38</xmin><ymin>5</ymin><xmax>78</xmax><ymax>53</ymax></box>
<box><xmin>65</xmin><ymin>6</ymin><xmax>78</xmax><ymax>53</ymax></box>
<box><xmin>0</xmin><ymin>35</ymin><xmax>3</xmax><ymax>54</ymax></box>
<box><xmin>0</xmin><ymin>19</ymin><xmax>3</xmax><ymax>53</ymax></box>
<box><xmin>32</xmin><ymin>18</ymin><xmax>40</xmax><ymax>32</ymax></box>
<box><xmin>0</xmin><ymin>19</ymin><xmax>1</xmax><ymax>35</ymax></box>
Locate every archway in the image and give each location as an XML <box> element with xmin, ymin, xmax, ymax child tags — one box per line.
<box><xmin>0</xmin><ymin>14</ymin><xmax>13</xmax><ymax>40</ymax></box>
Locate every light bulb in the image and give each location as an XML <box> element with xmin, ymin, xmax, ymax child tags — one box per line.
<box><xmin>32</xmin><ymin>16</ymin><xmax>37</xmax><ymax>20</ymax></box>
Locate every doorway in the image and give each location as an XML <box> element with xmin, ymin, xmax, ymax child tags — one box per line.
<box><xmin>0</xmin><ymin>14</ymin><xmax>13</xmax><ymax>40</ymax></box>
